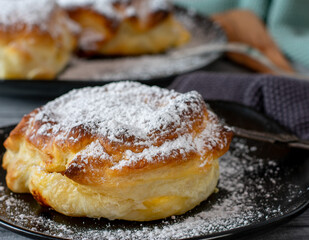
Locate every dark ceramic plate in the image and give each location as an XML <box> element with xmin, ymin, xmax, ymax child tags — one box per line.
<box><xmin>0</xmin><ymin>7</ymin><xmax>226</xmax><ymax>98</ymax></box>
<box><xmin>0</xmin><ymin>101</ymin><xmax>308</xmax><ymax>240</ymax></box>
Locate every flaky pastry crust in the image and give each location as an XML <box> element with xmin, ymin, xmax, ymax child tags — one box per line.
<box><xmin>58</xmin><ymin>0</ymin><xmax>190</xmax><ymax>55</ymax></box>
<box><xmin>3</xmin><ymin>82</ymin><xmax>232</xmax><ymax>221</ymax></box>
<box><xmin>0</xmin><ymin>1</ymin><xmax>77</xmax><ymax>80</ymax></box>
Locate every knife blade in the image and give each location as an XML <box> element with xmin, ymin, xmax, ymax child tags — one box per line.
<box><xmin>170</xmin><ymin>43</ymin><xmax>309</xmax><ymax>81</ymax></box>
<box><xmin>232</xmin><ymin>126</ymin><xmax>309</xmax><ymax>150</ymax></box>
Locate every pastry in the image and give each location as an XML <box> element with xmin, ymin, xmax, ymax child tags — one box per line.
<box><xmin>0</xmin><ymin>0</ymin><xmax>77</xmax><ymax>80</ymax></box>
<box><xmin>3</xmin><ymin>82</ymin><xmax>232</xmax><ymax>221</ymax></box>
<box><xmin>57</xmin><ymin>0</ymin><xmax>190</xmax><ymax>55</ymax></box>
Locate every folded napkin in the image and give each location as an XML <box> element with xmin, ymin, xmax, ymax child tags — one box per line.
<box><xmin>169</xmin><ymin>72</ymin><xmax>309</xmax><ymax>140</ymax></box>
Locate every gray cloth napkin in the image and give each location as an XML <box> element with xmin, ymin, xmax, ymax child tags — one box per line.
<box><xmin>169</xmin><ymin>72</ymin><xmax>309</xmax><ymax>140</ymax></box>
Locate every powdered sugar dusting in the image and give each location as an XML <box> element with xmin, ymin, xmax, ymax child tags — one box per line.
<box><xmin>78</xmin><ymin>140</ymin><xmax>111</xmax><ymax>162</ymax></box>
<box><xmin>58</xmin><ymin>0</ymin><xmax>118</xmax><ymax>18</ymax></box>
<box><xmin>0</xmin><ymin>137</ymin><xmax>306</xmax><ymax>239</ymax></box>
<box><xmin>111</xmin><ymin>133</ymin><xmax>196</xmax><ymax>170</ymax></box>
<box><xmin>149</xmin><ymin>0</ymin><xmax>170</xmax><ymax>11</ymax></box>
<box><xmin>57</xmin><ymin>0</ymin><xmax>170</xmax><ymax>19</ymax></box>
<box><xmin>33</xmin><ymin>82</ymin><xmax>198</xmax><ymax>144</ymax></box>
<box><xmin>28</xmin><ymin>82</ymin><xmax>227</xmax><ymax>170</ymax></box>
<box><xmin>0</xmin><ymin>0</ymin><xmax>57</xmax><ymax>30</ymax></box>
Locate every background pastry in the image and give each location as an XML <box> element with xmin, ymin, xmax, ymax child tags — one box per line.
<box><xmin>0</xmin><ymin>0</ymin><xmax>77</xmax><ymax>80</ymax></box>
<box><xmin>57</xmin><ymin>0</ymin><xmax>190</xmax><ymax>55</ymax></box>
<box><xmin>3</xmin><ymin>82</ymin><xmax>232</xmax><ymax>221</ymax></box>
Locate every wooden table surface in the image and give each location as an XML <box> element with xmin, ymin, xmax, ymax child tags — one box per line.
<box><xmin>0</xmin><ymin>59</ymin><xmax>308</xmax><ymax>240</ymax></box>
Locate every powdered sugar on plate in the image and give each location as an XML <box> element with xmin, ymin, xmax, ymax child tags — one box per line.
<box><xmin>0</xmin><ymin>137</ymin><xmax>306</xmax><ymax>239</ymax></box>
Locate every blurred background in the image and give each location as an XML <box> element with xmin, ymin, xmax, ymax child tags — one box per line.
<box><xmin>176</xmin><ymin>0</ymin><xmax>309</xmax><ymax>75</ymax></box>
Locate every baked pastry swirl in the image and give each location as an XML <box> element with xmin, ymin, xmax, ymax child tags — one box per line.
<box><xmin>0</xmin><ymin>0</ymin><xmax>77</xmax><ymax>80</ymax></box>
<box><xmin>57</xmin><ymin>0</ymin><xmax>190</xmax><ymax>55</ymax></box>
<box><xmin>3</xmin><ymin>82</ymin><xmax>232</xmax><ymax>221</ymax></box>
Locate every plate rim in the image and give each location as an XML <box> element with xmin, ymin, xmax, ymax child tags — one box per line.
<box><xmin>0</xmin><ymin>199</ymin><xmax>307</xmax><ymax>240</ymax></box>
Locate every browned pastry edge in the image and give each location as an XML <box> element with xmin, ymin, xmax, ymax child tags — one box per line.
<box><xmin>4</xmin><ymin>108</ymin><xmax>233</xmax><ymax>187</ymax></box>
<box><xmin>60</xmin><ymin>0</ymin><xmax>188</xmax><ymax>56</ymax></box>
<box><xmin>0</xmin><ymin>6</ymin><xmax>77</xmax><ymax>79</ymax></box>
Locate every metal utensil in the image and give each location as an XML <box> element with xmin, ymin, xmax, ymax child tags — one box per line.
<box><xmin>171</xmin><ymin>43</ymin><xmax>309</xmax><ymax>81</ymax></box>
<box><xmin>232</xmin><ymin>126</ymin><xmax>309</xmax><ymax>150</ymax></box>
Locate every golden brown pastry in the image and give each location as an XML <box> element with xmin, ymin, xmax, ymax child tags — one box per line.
<box><xmin>57</xmin><ymin>0</ymin><xmax>190</xmax><ymax>55</ymax></box>
<box><xmin>0</xmin><ymin>0</ymin><xmax>77</xmax><ymax>80</ymax></box>
<box><xmin>3</xmin><ymin>82</ymin><xmax>232</xmax><ymax>221</ymax></box>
